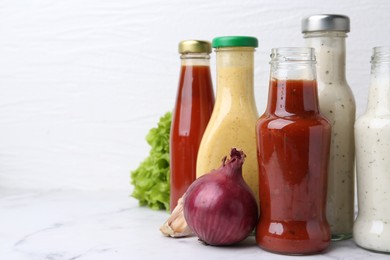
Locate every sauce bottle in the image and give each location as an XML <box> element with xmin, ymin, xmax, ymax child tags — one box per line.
<box><xmin>196</xmin><ymin>36</ymin><xmax>259</xmax><ymax>203</ymax></box>
<box><xmin>170</xmin><ymin>40</ymin><xmax>215</xmax><ymax>211</ymax></box>
<box><xmin>256</xmin><ymin>47</ymin><xmax>331</xmax><ymax>255</ymax></box>
<box><xmin>354</xmin><ymin>46</ymin><xmax>390</xmax><ymax>253</ymax></box>
<box><xmin>302</xmin><ymin>14</ymin><xmax>356</xmax><ymax>241</ymax></box>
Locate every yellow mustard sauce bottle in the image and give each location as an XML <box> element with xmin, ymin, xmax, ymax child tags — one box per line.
<box><xmin>196</xmin><ymin>36</ymin><xmax>259</xmax><ymax>203</ymax></box>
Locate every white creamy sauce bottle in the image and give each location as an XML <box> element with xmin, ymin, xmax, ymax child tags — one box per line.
<box><xmin>302</xmin><ymin>14</ymin><xmax>356</xmax><ymax>240</ymax></box>
<box><xmin>354</xmin><ymin>46</ymin><xmax>390</xmax><ymax>253</ymax></box>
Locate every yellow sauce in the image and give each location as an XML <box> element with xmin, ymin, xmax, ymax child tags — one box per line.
<box><xmin>196</xmin><ymin>47</ymin><xmax>259</xmax><ymax>203</ymax></box>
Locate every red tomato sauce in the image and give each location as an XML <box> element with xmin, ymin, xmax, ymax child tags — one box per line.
<box><xmin>255</xmin><ymin>79</ymin><xmax>331</xmax><ymax>254</ymax></box>
<box><xmin>170</xmin><ymin>65</ymin><xmax>214</xmax><ymax>211</ymax></box>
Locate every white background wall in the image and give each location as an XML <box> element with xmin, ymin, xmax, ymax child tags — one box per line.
<box><xmin>0</xmin><ymin>0</ymin><xmax>389</xmax><ymax>192</ymax></box>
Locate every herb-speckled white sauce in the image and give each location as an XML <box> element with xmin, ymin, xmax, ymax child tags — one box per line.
<box><xmin>354</xmin><ymin>48</ymin><xmax>390</xmax><ymax>252</ymax></box>
<box><xmin>304</xmin><ymin>31</ymin><xmax>356</xmax><ymax>239</ymax></box>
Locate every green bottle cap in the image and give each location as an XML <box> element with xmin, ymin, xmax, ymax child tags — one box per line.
<box><xmin>212</xmin><ymin>36</ymin><xmax>258</xmax><ymax>48</ymax></box>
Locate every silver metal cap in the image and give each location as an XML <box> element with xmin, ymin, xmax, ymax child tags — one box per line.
<box><xmin>301</xmin><ymin>14</ymin><xmax>350</xmax><ymax>33</ymax></box>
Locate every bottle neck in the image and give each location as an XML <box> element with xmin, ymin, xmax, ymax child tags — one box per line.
<box><xmin>180</xmin><ymin>53</ymin><xmax>210</xmax><ymax>66</ymax></box>
<box><xmin>267</xmin><ymin>78</ymin><xmax>320</xmax><ymax>116</ymax></box>
<box><xmin>367</xmin><ymin>56</ymin><xmax>390</xmax><ymax>114</ymax></box>
<box><xmin>266</xmin><ymin>48</ymin><xmax>320</xmax><ymax>116</ymax></box>
<box><xmin>215</xmin><ymin>47</ymin><xmax>255</xmax><ymax>108</ymax></box>
<box><xmin>304</xmin><ymin>31</ymin><xmax>347</xmax><ymax>83</ymax></box>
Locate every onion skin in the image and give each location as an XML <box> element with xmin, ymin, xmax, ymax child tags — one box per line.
<box><xmin>183</xmin><ymin>148</ymin><xmax>258</xmax><ymax>246</ymax></box>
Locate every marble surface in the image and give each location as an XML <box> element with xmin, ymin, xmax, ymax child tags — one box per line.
<box><xmin>0</xmin><ymin>189</ymin><xmax>389</xmax><ymax>260</ymax></box>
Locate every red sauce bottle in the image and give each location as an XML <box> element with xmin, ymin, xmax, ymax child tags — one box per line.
<box><xmin>170</xmin><ymin>40</ymin><xmax>215</xmax><ymax>211</ymax></box>
<box><xmin>255</xmin><ymin>47</ymin><xmax>331</xmax><ymax>255</ymax></box>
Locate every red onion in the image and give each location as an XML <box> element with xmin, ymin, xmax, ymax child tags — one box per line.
<box><xmin>183</xmin><ymin>148</ymin><xmax>258</xmax><ymax>245</ymax></box>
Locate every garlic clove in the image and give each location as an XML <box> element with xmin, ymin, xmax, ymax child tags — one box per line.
<box><xmin>160</xmin><ymin>196</ymin><xmax>193</xmax><ymax>238</ymax></box>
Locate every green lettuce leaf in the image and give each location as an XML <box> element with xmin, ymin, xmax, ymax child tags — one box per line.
<box><xmin>130</xmin><ymin>112</ymin><xmax>171</xmax><ymax>210</ymax></box>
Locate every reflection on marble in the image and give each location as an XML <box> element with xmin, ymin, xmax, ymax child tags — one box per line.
<box><xmin>0</xmin><ymin>189</ymin><xmax>388</xmax><ymax>260</ymax></box>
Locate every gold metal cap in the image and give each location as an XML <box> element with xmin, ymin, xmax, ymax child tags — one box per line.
<box><xmin>178</xmin><ymin>40</ymin><xmax>212</xmax><ymax>54</ymax></box>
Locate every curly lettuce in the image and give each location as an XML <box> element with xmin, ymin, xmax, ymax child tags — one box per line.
<box><xmin>131</xmin><ymin>112</ymin><xmax>171</xmax><ymax>210</ymax></box>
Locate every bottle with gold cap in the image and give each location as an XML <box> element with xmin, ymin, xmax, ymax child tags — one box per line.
<box><xmin>170</xmin><ymin>40</ymin><xmax>215</xmax><ymax>211</ymax></box>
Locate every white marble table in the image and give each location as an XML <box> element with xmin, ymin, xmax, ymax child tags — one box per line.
<box><xmin>0</xmin><ymin>189</ymin><xmax>389</xmax><ymax>260</ymax></box>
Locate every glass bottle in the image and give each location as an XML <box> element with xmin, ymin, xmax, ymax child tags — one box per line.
<box><xmin>196</xmin><ymin>36</ymin><xmax>259</xmax><ymax>203</ymax></box>
<box><xmin>170</xmin><ymin>40</ymin><xmax>215</xmax><ymax>211</ymax></box>
<box><xmin>302</xmin><ymin>14</ymin><xmax>355</xmax><ymax>241</ymax></box>
<box><xmin>255</xmin><ymin>47</ymin><xmax>331</xmax><ymax>255</ymax></box>
<box><xmin>354</xmin><ymin>46</ymin><xmax>390</xmax><ymax>253</ymax></box>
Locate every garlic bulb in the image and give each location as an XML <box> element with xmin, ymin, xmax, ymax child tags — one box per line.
<box><xmin>160</xmin><ymin>196</ymin><xmax>193</xmax><ymax>237</ymax></box>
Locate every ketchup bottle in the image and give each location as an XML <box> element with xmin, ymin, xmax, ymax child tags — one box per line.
<box><xmin>170</xmin><ymin>40</ymin><xmax>215</xmax><ymax>211</ymax></box>
<box><xmin>255</xmin><ymin>47</ymin><xmax>331</xmax><ymax>255</ymax></box>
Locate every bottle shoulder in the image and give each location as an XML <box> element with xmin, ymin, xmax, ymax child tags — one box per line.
<box><xmin>356</xmin><ymin>112</ymin><xmax>390</xmax><ymax>126</ymax></box>
<box><xmin>355</xmin><ymin>114</ymin><xmax>390</xmax><ymax>140</ymax></box>
<box><xmin>318</xmin><ymin>83</ymin><xmax>356</xmax><ymax>106</ymax></box>
<box><xmin>206</xmin><ymin>112</ymin><xmax>258</xmax><ymax>133</ymax></box>
<box><xmin>257</xmin><ymin>113</ymin><xmax>330</xmax><ymax>130</ymax></box>
<box><xmin>209</xmin><ymin>101</ymin><xmax>258</xmax><ymax>122</ymax></box>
